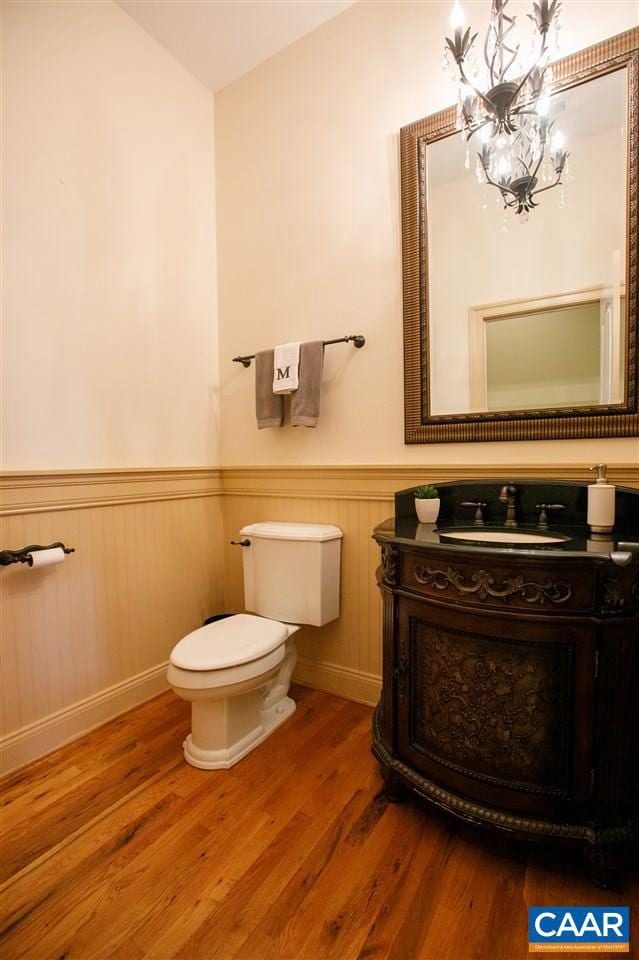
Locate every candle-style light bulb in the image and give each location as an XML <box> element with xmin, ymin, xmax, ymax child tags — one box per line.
<box><xmin>536</xmin><ymin>95</ymin><xmax>550</xmax><ymax>117</ymax></box>
<box><xmin>551</xmin><ymin>129</ymin><xmax>565</xmax><ymax>154</ymax></box>
<box><xmin>479</xmin><ymin>123</ymin><xmax>493</xmax><ymax>144</ymax></box>
<box><xmin>497</xmin><ymin>155</ymin><xmax>511</xmax><ymax>180</ymax></box>
<box><xmin>450</xmin><ymin>0</ymin><xmax>465</xmax><ymax>32</ymax></box>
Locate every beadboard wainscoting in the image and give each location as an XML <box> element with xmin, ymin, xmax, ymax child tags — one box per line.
<box><xmin>220</xmin><ymin>464</ymin><xmax>639</xmax><ymax>708</ymax></box>
<box><xmin>0</xmin><ymin>469</ymin><xmax>224</xmax><ymax>773</ymax></box>
<box><xmin>2</xmin><ymin>463</ymin><xmax>637</xmax><ymax>774</ymax></box>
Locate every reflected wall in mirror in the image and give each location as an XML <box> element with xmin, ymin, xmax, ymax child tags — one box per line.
<box><xmin>401</xmin><ymin>29</ymin><xmax>638</xmax><ymax>443</ymax></box>
<box><xmin>469</xmin><ymin>289</ymin><xmax>627</xmax><ymax>413</ymax></box>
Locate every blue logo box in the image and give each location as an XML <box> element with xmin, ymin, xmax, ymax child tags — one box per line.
<box><xmin>529</xmin><ymin>907</ymin><xmax>629</xmax><ymax>952</ymax></box>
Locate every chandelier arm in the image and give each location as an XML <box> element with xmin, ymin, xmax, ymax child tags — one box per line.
<box><xmin>519</xmin><ymin>154</ymin><xmax>534</xmax><ymax>178</ymax></box>
<box><xmin>501</xmin><ymin>45</ymin><xmax>520</xmax><ymax>81</ymax></box>
<box><xmin>457</xmin><ymin>62</ymin><xmax>496</xmax><ymax>118</ymax></box>
<box><xmin>467</xmin><ymin>118</ymin><xmax>493</xmax><ymax>142</ymax></box>
<box><xmin>513</xmin><ymin>107</ymin><xmax>542</xmax><ymax>119</ymax></box>
<box><xmin>488</xmin><ymin>50</ymin><xmax>498</xmax><ymax>87</ymax></box>
<box><xmin>520</xmin><ymin>133</ymin><xmax>540</xmax><ymax>180</ymax></box>
<box><xmin>492</xmin><ymin>7</ymin><xmax>519</xmax><ymax>83</ymax></box>
<box><xmin>480</xmin><ymin>166</ymin><xmax>519</xmax><ymax>201</ymax></box>
<box><xmin>512</xmin><ymin>33</ymin><xmax>549</xmax><ymax>103</ymax></box>
<box><xmin>488</xmin><ymin>36</ymin><xmax>502</xmax><ymax>88</ymax></box>
<box><xmin>530</xmin><ymin>134</ymin><xmax>549</xmax><ymax>181</ymax></box>
<box><xmin>497</xmin><ymin>16</ymin><xmax>519</xmax><ymax>82</ymax></box>
<box><xmin>484</xmin><ymin>20</ymin><xmax>496</xmax><ymax>86</ymax></box>
<box><xmin>530</xmin><ymin>176</ymin><xmax>563</xmax><ymax>199</ymax></box>
<box><xmin>511</xmin><ymin>129</ymin><xmax>531</xmax><ymax>170</ymax></box>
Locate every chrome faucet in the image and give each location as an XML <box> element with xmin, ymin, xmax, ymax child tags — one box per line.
<box><xmin>499</xmin><ymin>483</ymin><xmax>518</xmax><ymax>527</ymax></box>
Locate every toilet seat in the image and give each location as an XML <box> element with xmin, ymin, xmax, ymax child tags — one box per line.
<box><xmin>170</xmin><ymin>613</ymin><xmax>289</xmax><ymax>671</ymax></box>
<box><xmin>167</xmin><ymin>647</ymin><xmax>284</xmax><ymax>691</ymax></box>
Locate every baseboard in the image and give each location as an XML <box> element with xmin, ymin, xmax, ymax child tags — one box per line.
<box><xmin>294</xmin><ymin>655</ymin><xmax>381</xmax><ymax>707</ymax></box>
<box><xmin>0</xmin><ymin>661</ymin><xmax>170</xmax><ymax>776</ymax></box>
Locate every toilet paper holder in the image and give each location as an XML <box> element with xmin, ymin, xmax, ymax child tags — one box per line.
<box><xmin>0</xmin><ymin>542</ymin><xmax>75</xmax><ymax>566</ymax></box>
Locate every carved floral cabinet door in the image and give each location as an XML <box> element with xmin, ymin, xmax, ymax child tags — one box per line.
<box><xmin>395</xmin><ymin>597</ymin><xmax>597</xmax><ymax>820</ymax></box>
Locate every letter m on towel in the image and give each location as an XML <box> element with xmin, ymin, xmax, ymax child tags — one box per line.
<box><xmin>276</xmin><ymin>366</ymin><xmax>290</xmax><ymax>380</ymax></box>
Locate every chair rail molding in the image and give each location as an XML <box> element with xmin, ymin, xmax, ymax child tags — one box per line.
<box><xmin>0</xmin><ymin>467</ymin><xmax>222</xmax><ymax>516</ymax></box>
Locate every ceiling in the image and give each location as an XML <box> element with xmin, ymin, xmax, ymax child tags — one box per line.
<box><xmin>116</xmin><ymin>0</ymin><xmax>355</xmax><ymax>93</ymax></box>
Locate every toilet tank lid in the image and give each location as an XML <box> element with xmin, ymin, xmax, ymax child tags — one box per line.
<box><xmin>240</xmin><ymin>521</ymin><xmax>342</xmax><ymax>542</ymax></box>
<box><xmin>170</xmin><ymin>614</ymin><xmax>289</xmax><ymax>670</ymax></box>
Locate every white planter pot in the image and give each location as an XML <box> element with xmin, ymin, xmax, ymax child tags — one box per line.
<box><xmin>415</xmin><ymin>497</ymin><xmax>440</xmax><ymax>523</ymax></box>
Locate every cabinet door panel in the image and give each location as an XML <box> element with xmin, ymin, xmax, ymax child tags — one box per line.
<box><xmin>396</xmin><ymin>598</ymin><xmax>596</xmax><ymax>818</ymax></box>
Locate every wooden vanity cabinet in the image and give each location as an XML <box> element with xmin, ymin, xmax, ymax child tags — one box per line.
<box><xmin>373</xmin><ymin>539</ymin><xmax>639</xmax><ymax>883</ymax></box>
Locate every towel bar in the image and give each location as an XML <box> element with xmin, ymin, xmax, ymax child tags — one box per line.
<box><xmin>232</xmin><ymin>334</ymin><xmax>365</xmax><ymax>368</ymax></box>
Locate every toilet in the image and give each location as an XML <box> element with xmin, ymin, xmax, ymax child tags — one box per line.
<box><xmin>167</xmin><ymin>521</ymin><xmax>342</xmax><ymax>769</ymax></box>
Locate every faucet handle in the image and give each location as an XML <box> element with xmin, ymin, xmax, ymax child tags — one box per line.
<box><xmin>461</xmin><ymin>501</ymin><xmax>487</xmax><ymax>526</ymax></box>
<box><xmin>536</xmin><ymin>503</ymin><xmax>566</xmax><ymax>528</ymax></box>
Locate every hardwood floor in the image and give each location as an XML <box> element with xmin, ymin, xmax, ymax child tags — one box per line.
<box><xmin>1</xmin><ymin>686</ymin><xmax>637</xmax><ymax>960</ymax></box>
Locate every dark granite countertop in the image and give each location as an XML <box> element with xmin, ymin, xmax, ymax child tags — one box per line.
<box><xmin>373</xmin><ymin>516</ymin><xmax>639</xmax><ymax>563</ymax></box>
<box><xmin>378</xmin><ymin>480</ymin><xmax>639</xmax><ymax>564</ymax></box>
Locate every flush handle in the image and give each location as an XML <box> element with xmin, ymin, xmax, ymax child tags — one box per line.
<box><xmin>610</xmin><ymin>551</ymin><xmax>632</xmax><ymax>567</ymax></box>
<box><xmin>230</xmin><ymin>539</ymin><xmax>251</xmax><ymax>547</ymax></box>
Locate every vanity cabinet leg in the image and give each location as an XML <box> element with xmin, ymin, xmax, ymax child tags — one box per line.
<box><xmin>380</xmin><ymin>765</ymin><xmax>404</xmax><ymax>803</ymax></box>
<box><xmin>583</xmin><ymin>843</ymin><xmax>625</xmax><ymax>890</ymax></box>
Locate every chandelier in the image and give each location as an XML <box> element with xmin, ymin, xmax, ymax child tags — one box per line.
<box><xmin>444</xmin><ymin>0</ymin><xmax>569</xmax><ymax>215</ymax></box>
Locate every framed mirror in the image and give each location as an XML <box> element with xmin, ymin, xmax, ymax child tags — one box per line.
<box><xmin>401</xmin><ymin>29</ymin><xmax>638</xmax><ymax>443</ymax></box>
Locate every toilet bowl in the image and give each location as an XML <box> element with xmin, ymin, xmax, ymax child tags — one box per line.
<box><xmin>168</xmin><ymin>521</ymin><xmax>342</xmax><ymax>770</ymax></box>
<box><xmin>168</xmin><ymin>614</ymin><xmax>300</xmax><ymax>769</ymax></box>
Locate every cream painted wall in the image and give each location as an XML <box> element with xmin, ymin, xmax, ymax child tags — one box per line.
<box><xmin>215</xmin><ymin>0</ymin><xmax>639</xmax><ymax>466</ymax></box>
<box><xmin>1</xmin><ymin>0</ymin><xmax>219</xmax><ymax>470</ymax></box>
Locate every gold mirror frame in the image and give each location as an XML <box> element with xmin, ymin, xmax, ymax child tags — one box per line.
<box><xmin>401</xmin><ymin>28</ymin><xmax>639</xmax><ymax>443</ymax></box>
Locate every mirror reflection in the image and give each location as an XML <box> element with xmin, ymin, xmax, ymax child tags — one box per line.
<box><xmin>427</xmin><ymin>68</ymin><xmax>628</xmax><ymax>416</ymax></box>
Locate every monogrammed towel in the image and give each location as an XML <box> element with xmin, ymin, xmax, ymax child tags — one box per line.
<box><xmin>272</xmin><ymin>341</ymin><xmax>300</xmax><ymax>394</ymax></box>
<box><xmin>256</xmin><ymin>350</ymin><xmax>283</xmax><ymax>428</ymax></box>
<box><xmin>291</xmin><ymin>341</ymin><xmax>324</xmax><ymax>427</ymax></box>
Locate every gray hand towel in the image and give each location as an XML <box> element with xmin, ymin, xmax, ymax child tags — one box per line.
<box><xmin>291</xmin><ymin>341</ymin><xmax>324</xmax><ymax>427</ymax></box>
<box><xmin>255</xmin><ymin>350</ymin><xmax>283</xmax><ymax>428</ymax></box>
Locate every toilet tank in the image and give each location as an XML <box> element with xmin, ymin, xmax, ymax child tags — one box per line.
<box><xmin>240</xmin><ymin>522</ymin><xmax>342</xmax><ymax>627</ymax></box>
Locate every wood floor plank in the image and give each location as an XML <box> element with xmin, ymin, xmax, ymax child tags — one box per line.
<box><xmin>385</xmin><ymin>814</ymin><xmax>459</xmax><ymax>960</ymax></box>
<box><xmin>354</xmin><ymin>812</ymin><xmax>435</xmax><ymax>960</ymax></box>
<box><xmin>321</xmin><ymin>805</ymin><xmax>429</xmax><ymax>960</ymax></box>
<box><xmin>154</xmin><ymin>809</ymin><xmax>315</xmax><ymax>960</ymax></box>
<box><xmin>288</xmin><ymin>790</ymin><xmax>401</xmax><ymax>959</ymax></box>
<box><xmin>5</xmin><ymin>772</ymin><xmax>262</xmax><ymax>960</ymax></box>
<box><xmin>163</xmin><ymin>725</ymin><xmax>379</xmax><ymax>959</ymax></box>
<box><xmin>0</xmin><ymin>716</ymin><xmax>187</xmax><ymax>882</ymax></box>
<box><xmin>1</xmin><ymin>687</ymin><xmax>637</xmax><ymax>960</ymax></box>
<box><xmin>0</xmin><ymin>765</ymin><xmax>238</xmax><ymax>947</ymax></box>
<box><xmin>411</xmin><ymin>827</ymin><xmax>515</xmax><ymax>960</ymax></box>
<box><xmin>232</xmin><ymin>787</ymin><xmax>375</xmax><ymax>960</ymax></box>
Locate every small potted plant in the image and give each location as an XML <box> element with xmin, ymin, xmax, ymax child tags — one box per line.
<box><xmin>414</xmin><ymin>484</ymin><xmax>440</xmax><ymax>523</ymax></box>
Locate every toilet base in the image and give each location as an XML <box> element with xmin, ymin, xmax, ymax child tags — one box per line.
<box><xmin>183</xmin><ymin>695</ymin><xmax>296</xmax><ymax>770</ymax></box>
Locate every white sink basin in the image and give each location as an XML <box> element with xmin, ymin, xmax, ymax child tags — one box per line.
<box><xmin>439</xmin><ymin>529</ymin><xmax>570</xmax><ymax>545</ymax></box>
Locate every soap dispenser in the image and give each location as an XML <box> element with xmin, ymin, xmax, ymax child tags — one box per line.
<box><xmin>587</xmin><ymin>464</ymin><xmax>616</xmax><ymax>535</ymax></box>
